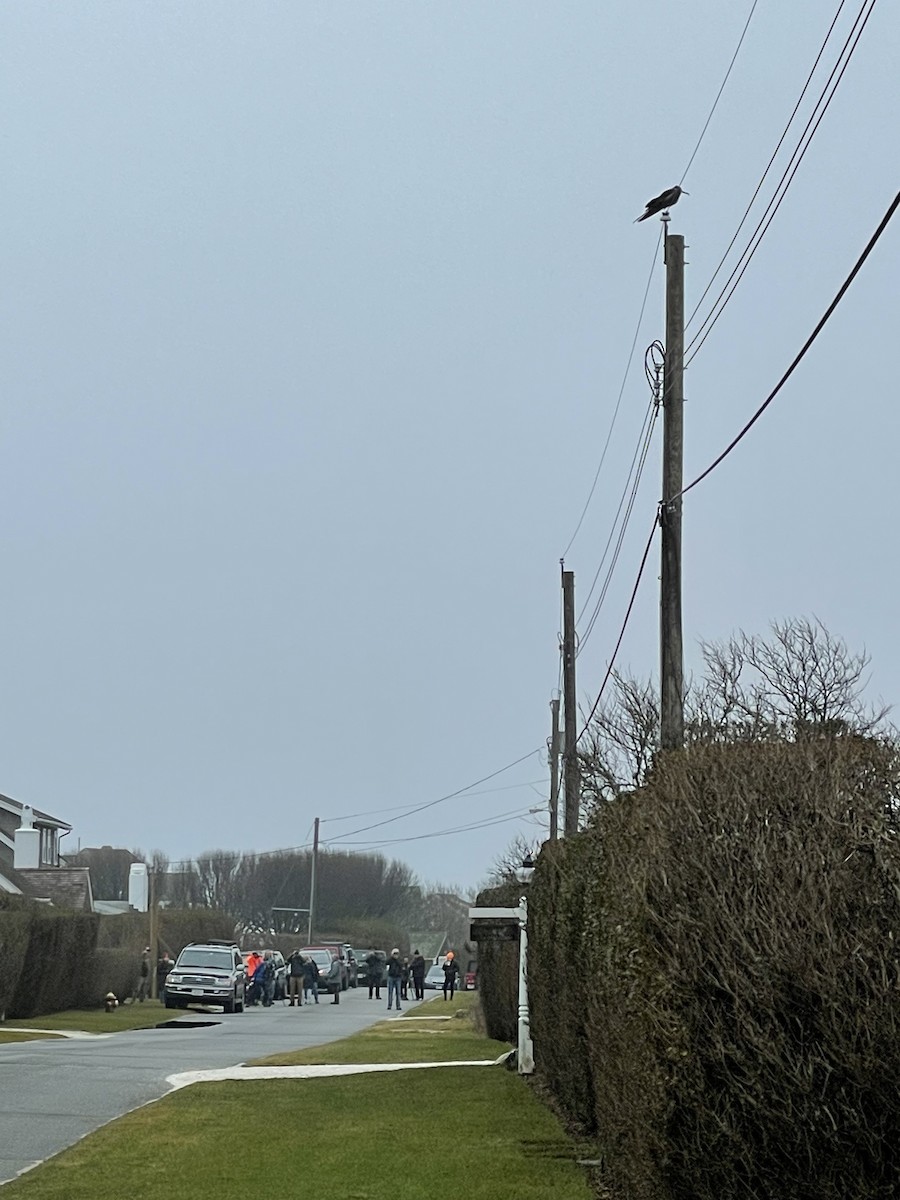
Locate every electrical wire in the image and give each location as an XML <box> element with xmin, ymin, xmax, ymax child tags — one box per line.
<box><xmin>560</xmin><ymin>227</ymin><xmax>662</xmax><ymax>558</ymax></box>
<box><xmin>319</xmin><ymin>779</ymin><xmax>550</xmax><ymax>824</ymax></box>
<box><xmin>328</xmin><ymin>805</ymin><xmax>537</xmax><ymax>850</ymax></box>
<box><xmin>576</xmin><ymin>341</ymin><xmax>663</xmax><ymax>653</ymax></box>
<box><xmin>686</xmin><ymin>0</ymin><xmax>850</xmax><ymax>333</ymax></box>
<box><xmin>686</xmin><ymin>0</ymin><xmax>877</xmax><ymax>365</ymax></box>
<box><xmin>577</xmin><ymin>514</ymin><xmax>660</xmax><ymax>742</ymax></box>
<box><xmin>679</xmin><ymin>0</ymin><xmax>760</xmax><ymax>185</ymax></box>
<box><xmin>680</xmin><ymin>189</ymin><xmax>900</xmax><ymax>500</ymax></box>
<box><xmin>318</xmin><ymin>747</ymin><xmax>544</xmax><ymax>845</ymax></box>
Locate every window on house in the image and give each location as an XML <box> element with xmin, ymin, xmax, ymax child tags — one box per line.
<box><xmin>39</xmin><ymin>826</ymin><xmax>58</xmax><ymax>866</ymax></box>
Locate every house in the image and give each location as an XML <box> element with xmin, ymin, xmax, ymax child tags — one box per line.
<box><xmin>0</xmin><ymin>793</ymin><xmax>93</xmax><ymax>912</ymax></box>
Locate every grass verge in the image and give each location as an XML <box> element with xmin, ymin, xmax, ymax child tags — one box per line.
<box><xmin>251</xmin><ymin>990</ymin><xmax>511</xmax><ymax>1066</ymax></box>
<box><xmin>0</xmin><ymin>1031</ymin><xmax>62</xmax><ymax>1044</ymax></box>
<box><xmin>0</xmin><ymin>993</ymin><xmax>595</xmax><ymax>1200</ymax></box>
<box><xmin>3</xmin><ymin>1001</ymin><xmax>170</xmax><ymax>1035</ymax></box>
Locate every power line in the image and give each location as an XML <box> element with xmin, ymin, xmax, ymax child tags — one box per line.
<box><xmin>686</xmin><ymin>0</ymin><xmax>850</xmax><ymax>334</ymax></box>
<box><xmin>577</xmin><ymin>514</ymin><xmax>660</xmax><ymax>742</ymax></box>
<box><xmin>686</xmin><ymin>0</ymin><xmax>877</xmax><ymax>364</ymax></box>
<box><xmin>318</xmin><ymin>779</ymin><xmax>550</xmax><ymax>824</ymax></box>
<box><xmin>318</xmin><ymin>747</ymin><xmax>543</xmax><ymax>845</ymax></box>
<box><xmin>577</xmin><ymin>343</ymin><xmax>663</xmax><ymax>653</ymax></box>
<box><xmin>680</xmin><ymin>189</ymin><xmax>900</xmax><ymax>500</ymax></box>
<box><xmin>329</xmin><ymin>805</ymin><xmax>537</xmax><ymax>850</ymax></box>
<box><xmin>560</xmin><ymin>227</ymin><xmax>662</xmax><ymax>558</ymax></box>
<box><xmin>680</xmin><ymin>0</ymin><xmax>760</xmax><ymax>185</ymax></box>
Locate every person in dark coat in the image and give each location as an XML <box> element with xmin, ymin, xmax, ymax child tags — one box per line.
<box><xmin>442</xmin><ymin>952</ymin><xmax>460</xmax><ymax>1001</ymax></box>
<box><xmin>302</xmin><ymin>955</ymin><xmax>320</xmax><ymax>1004</ymax></box>
<box><xmin>286</xmin><ymin>950</ymin><xmax>305</xmax><ymax>1006</ymax></box>
<box><xmin>410</xmin><ymin>950</ymin><xmax>426</xmax><ymax>1001</ymax></box>
<box><xmin>386</xmin><ymin>949</ymin><xmax>403</xmax><ymax>1011</ymax></box>
<box><xmin>156</xmin><ymin>952</ymin><xmax>173</xmax><ymax>1002</ymax></box>
<box><xmin>400</xmin><ymin>956</ymin><xmax>410</xmax><ymax>1000</ymax></box>
<box><xmin>366</xmin><ymin>951</ymin><xmax>384</xmax><ymax>1000</ymax></box>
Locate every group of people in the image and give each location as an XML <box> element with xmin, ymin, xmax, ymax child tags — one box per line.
<box><xmin>138</xmin><ymin>945</ymin><xmax>464</xmax><ymax>1012</ymax></box>
<box><xmin>366</xmin><ymin>949</ymin><xmax>459</xmax><ymax>1008</ymax></box>
<box><xmin>365</xmin><ymin>948</ymin><xmax>420</xmax><ymax>1007</ymax></box>
<box><xmin>131</xmin><ymin>949</ymin><xmax>174</xmax><ymax>1003</ymax></box>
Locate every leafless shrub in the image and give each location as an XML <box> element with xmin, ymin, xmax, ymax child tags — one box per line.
<box><xmin>581</xmin><ymin>617</ymin><xmax>892</xmax><ymax>823</ymax></box>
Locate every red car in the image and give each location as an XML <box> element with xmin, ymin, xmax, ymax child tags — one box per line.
<box><xmin>463</xmin><ymin>960</ymin><xmax>478</xmax><ymax>990</ymax></box>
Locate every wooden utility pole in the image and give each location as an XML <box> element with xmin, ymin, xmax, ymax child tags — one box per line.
<box><xmin>548</xmin><ymin>696</ymin><xmax>561</xmax><ymax>841</ymax></box>
<box><xmin>307</xmin><ymin>817</ymin><xmax>320</xmax><ymax>944</ymax></box>
<box><xmin>562</xmin><ymin>569</ymin><xmax>579</xmax><ymax>836</ymax></box>
<box><xmin>148</xmin><ymin>868</ymin><xmax>159</xmax><ymax>1000</ymax></box>
<box><xmin>660</xmin><ymin>231</ymin><xmax>685</xmax><ymax>751</ymax></box>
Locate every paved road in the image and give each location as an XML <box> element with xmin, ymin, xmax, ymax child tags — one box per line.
<box><xmin>0</xmin><ymin>989</ymin><xmax>423</xmax><ymax>1184</ymax></box>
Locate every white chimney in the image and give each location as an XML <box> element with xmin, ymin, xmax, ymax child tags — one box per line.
<box><xmin>14</xmin><ymin>807</ymin><xmax>40</xmax><ymax>870</ymax></box>
<box><xmin>128</xmin><ymin>862</ymin><xmax>149</xmax><ymax>912</ymax></box>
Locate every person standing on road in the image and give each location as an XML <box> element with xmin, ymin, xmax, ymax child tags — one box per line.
<box><xmin>156</xmin><ymin>951</ymin><xmax>173</xmax><ymax>1003</ymax></box>
<box><xmin>286</xmin><ymin>950</ymin><xmax>305</xmax><ymax>1006</ymax></box>
<box><xmin>410</xmin><ymin>950</ymin><xmax>426</xmax><ymax>1000</ymax></box>
<box><xmin>442</xmin><ymin>952</ymin><xmax>460</xmax><ymax>1001</ymax></box>
<box><xmin>366</xmin><ymin>951</ymin><xmax>384</xmax><ymax>1000</ymax></box>
<box><xmin>302</xmin><ymin>955</ymin><xmax>320</xmax><ymax>1004</ymax></box>
<box><xmin>326</xmin><ymin>953</ymin><xmax>342</xmax><ymax>1005</ymax></box>
<box><xmin>386</xmin><ymin>949</ymin><xmax>403</xmax><ymax>1011</ymax></box>
<box><xmin>400</xmin><ymin>956</ymin><xmax>410</xmax><ymax>1001</ymax></box>
<box><xmin>134</xmin><ymin>948</ymin><xmax>151</xmax><ymax>1003</ymax></box>
<box><xmin>262</xmin><ymin>952</ymin><xmax>278</xmax><ymax>1007</ymax></box>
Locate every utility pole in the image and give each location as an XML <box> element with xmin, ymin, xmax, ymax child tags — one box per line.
<box><xmin>548</xmin><ymin>697</ymin><xmax>561</xmax><ymax>841</ymax></box>
<box><xmin>148</xmin><ymin>868</ymin><xmax>159</xmax><ymax>1000</ymax></box>
<box><xmin>307</xmin><ymin>817</ymin><xmax>319</xmax><ymax>944</ymax></box>
<box><xmin>660</xmin><ymin>230</ymin><xmax>685</xmax><ymax>751</ymax></box>
<box><xmin>562</xmin><ymin>569</ymin><xmax>579</xmax><ymax>836</ymax></box>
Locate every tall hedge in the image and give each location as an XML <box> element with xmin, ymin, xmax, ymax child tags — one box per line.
<box><xmin>0</xmin><ymin>896</ymin><xmax>34</xmax><ymax>1018</ymax></box>
<box><xmin>523</xmin><ymin>738</ymin><xmax>900</xmax><ymax>1200</ymax></box>
<box><xmin>8</xmin><ymin>908</ymin><xmax>100</xmax><ymax>1018</ymax></box>
<box><xmin>474</xmin><ymin>881</ymin><xmax>521</xmax><ymax>1046</ymax></box>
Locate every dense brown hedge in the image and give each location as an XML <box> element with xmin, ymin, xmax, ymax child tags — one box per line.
<box><xmin>7</xmin><ymin>908</ymin><xmax>100</xmax><ymax>1018</ymax></box>
<box><xmin>0</xmin><ymin>904</ymin><xmax>237</xmax><ymax>1018</ymax></box>
<box><xmin>522</xmin><ymin>738</ymin><xmax>900</xmax><ymax>1199</ymax></box>
<box><xmin>0</xmin><ymin>896</ymin><xmax>34</xmax><ymax>1017</ymax></box>
<box><xmin>474</xmin><ymin>881</ymin><xmax>521</xmax><ymax>1046</ymax></box>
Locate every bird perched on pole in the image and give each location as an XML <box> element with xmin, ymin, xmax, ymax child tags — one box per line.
<box><xmin>635</xmin><ymin>185</ymin><xmax>687</xmax><ymax>223</ymax></box>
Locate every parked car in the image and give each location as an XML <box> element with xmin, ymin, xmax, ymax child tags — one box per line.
<box><xmin>165</xmin><ymin>940</ymin><xmax>245</xmax><ymax>1013</ymax></box>
<box><xmin>463</xmin><ymin>959</ymin><xmax>478</xmax><ymax>990</ymax></box>
<box><xmin>423</xmin><ymin>964</ymin><xmax>445</xmax><ymax>990</ymax></box>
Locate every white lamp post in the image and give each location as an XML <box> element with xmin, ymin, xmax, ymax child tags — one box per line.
<box><xmin>513</xmin><ymin>855</ymin><xmax>535</xmax><ymax>1075</ymax></box>
<box><xmin>468</xmin><ymin>854</ymin><xmax>536</xmax><ymax>1075</ymax></box>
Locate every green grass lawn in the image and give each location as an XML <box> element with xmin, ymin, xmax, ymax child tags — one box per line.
<box><xmin>0</xmin><ymin>1031</ymin><xmax>62</xmax><ymax>1044</ymax></box>
<box><xmin>0</xmin><ymin>992</ymin><xmax>595</xmax><ymax>1200</ymax></box>
<box><xmin>3</xmin><ymin>1001</ymin><xmax>169</xmax><ymax>1035</ymax></box>
<box><xmin>252</xmin><ymin>991</ymin><xmax>511</xmax><ymax>1066</ymax></box>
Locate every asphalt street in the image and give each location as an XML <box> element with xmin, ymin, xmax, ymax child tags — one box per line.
<box><xmin>0</xmin><ymin>988</ymin><xmax>424</xmax><ymax>1184</ymax></box>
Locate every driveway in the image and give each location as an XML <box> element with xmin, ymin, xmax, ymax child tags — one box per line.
<box><xmin>0</xmin><ymin>989</ymin><xmax>422</xmax><ymax>1184</ymax></box>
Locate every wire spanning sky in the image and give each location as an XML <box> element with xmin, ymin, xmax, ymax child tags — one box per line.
<box><xmin>0</xmin><ymin>1</ymin><xmax>896</xmax><ymax>888</ymax></box>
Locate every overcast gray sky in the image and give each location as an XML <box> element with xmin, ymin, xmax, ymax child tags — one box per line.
<box><xmin>1</xmin><ymin>1</ymin><xmax>896</xmax><ymax>889</ymax></box>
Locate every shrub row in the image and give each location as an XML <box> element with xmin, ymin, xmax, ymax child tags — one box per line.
<box><xmin>0</xmin><ymin>901</ymin><xmax>237</xmax><ymax>1017</ymax></box>
<box><xmin>491</xmin><ymin>739</ymin><xmax>900</xmax><ymax>1199</ymax></box>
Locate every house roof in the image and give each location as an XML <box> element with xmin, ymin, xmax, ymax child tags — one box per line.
<box><xmin>16</xmin><ymin>868</ymin><xmax>94</xmax><ymax>912</ymax></box>
<box><xmin>0</xmin><ymin>792</ymin><xmax>71</xmax><ymax>832</ymax></box>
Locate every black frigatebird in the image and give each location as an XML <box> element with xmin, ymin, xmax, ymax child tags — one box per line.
<box><xmin>635</xmin><ymin>185</ymin><xmax>687</xmax><ymax>223</ymax></box>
